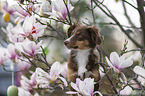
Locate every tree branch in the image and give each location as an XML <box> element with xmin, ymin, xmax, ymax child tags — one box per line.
<box><xmin>93</xmin><ymin>0</ymin><xmax>143</xmax><ymax>48</ymax></box>
<box><xmin>137</xmin><ymin>0</ymin><xmax>145</xmax><ymax>48</ymax></box>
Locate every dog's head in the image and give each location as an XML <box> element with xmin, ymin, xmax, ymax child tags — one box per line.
<box><xmin>64</xmin><ymin>25</ymin><xmax>102</xmax><ymax>50</ymax></box>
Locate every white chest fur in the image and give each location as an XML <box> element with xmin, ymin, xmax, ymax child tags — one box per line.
<box><xmin>75</xmin><ymin>49</ymin><xmax>91</xmax><ymax>78</ymax></box>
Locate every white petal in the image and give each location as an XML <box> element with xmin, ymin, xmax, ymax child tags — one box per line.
<box><xmin>93</xmin><ymin>91</ymin><xmax>103</xmax><ymax>96</ymax></box>
<box><xmin>105</xmin><ymin>56</ymin><xmax>114</xmax><ymax>68</ymax></box>
<box><xmin>120</xmin><ymin>86</ymin><xmax>132</xmax><ymax>95</ymax></box>
<box><xmin>133</xmin><ymin>66</ymin><xmax>145</xmax><ymax>78</ymax></box>
<box><xmin>22</xmin><ymin>16</ymin><xmax>33</xmax><ymax>34</ymax></box>
<box><xmin>84</xmin><ymin>78</ymin><xmax>94</xmax><ymax>94</ymax></box>
<box><xmin>50</xmin><ymin>61</ymin><xmax>62</xmax><ymax>77</ymax></box>
<box><xmin>70</xmin><ymin>82</ymin><xmax>80</xmax><ymax>92</ymax></box>
<box><xmin>66</xmin><ymin>91</ymin><xmax>78</xmax><ymax>95</ymax></box>
<box><xmin>59</xmin><ymin>77</ymin><xmax>68</xmax><ymax>86</ymax></box>
<box><xmin>119</xmin><ymin>58</ymin><xmax>133</xmax><ymax>69</ymax></box>
<box><xmin>110</xmin><ymin>52</ymin><xmax>120</xmax><ymax>67</ymax></box>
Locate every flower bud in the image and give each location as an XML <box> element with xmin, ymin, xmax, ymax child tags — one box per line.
<box><xmin>7</xmin><ymin>85</ymin><xmax>18</xmax><ymax>96</ymax></box>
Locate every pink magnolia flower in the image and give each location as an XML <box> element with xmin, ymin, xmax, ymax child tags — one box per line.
<box><xmin>1</xmin><ymin>1</ymin><xmax>15</xmax><ymax>22</ymax></box>
<box><xmin>1</xmin><ymin>23</ymin><xmax>24</xmax><ymax>43</ymax></box>
<box><xmin>7</xmin><ymin>44</ymin><xmax>19</xmax><ymax>61</ymax></box>
<box><xmin>12</xmin><ymin>2</ymin><xmax>40</xmax><ymax>23</ymax></box>
<box><xmin>20</xmin><ymin>15</ymin><xmax>47</xmax><ymax>40</ymax></box>
<box><xmin>0</xmin><ymin>47</ymin><xmax>7</xmax><ymax>65</ymax></box>
<box><xmin>66</xmin><ymin>78</ymin><xmax>102</xmax><ymax>96</ymax></box>
<box><xmin>36</xmin><ymin>61</ymin><xmax>68</xmax><ymax>87</ymax></box>
<box><xmin>15</xmin><ymin>39</ymin><xmax>42</xmax><ymax>57</ymax></box>
<box><xmin>1</xmin><ymin>1</ymin><xmax>15</xmax><ymax>15</ymax></box>
<box><xmin>51</xmin><ymin>0</ymin><xmax>74</xmax><ymax>20</ymax></box>
<box><xmin>17</xmin><ymin>57</ymin><xmax>31</xmax><ymax>73</ymax></box>
<box><xmin>105</xmin><ymin>52</ymin><xmax>133</xmax><ymax>73</ymax></box>
<box><xmin>20</xmin><ymin>72</ymin><xmax>37</xmax><ymax>93</ymax></box>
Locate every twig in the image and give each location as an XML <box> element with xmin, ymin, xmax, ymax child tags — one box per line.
<box><xmin>91</xmin><ymin>0</ymin><xmax>96</xmax><ymax>24</ymax></box>
<box><xmin>63</xmin><ymin>0</ymin><xmax>72</xmax><ymax>25</ymax></box>
<box><xmin>100</xmin><ymin>22</ymin><xmax>141</xmax><ymax>29</ymax></box>
<box><xmin>122</xmin><ymin>0</ymin><xmax>138</xmax><ymax>10</ymax></box>
<box><xmin>122</xmin><ymin>1</ymin><xmax>139</xmax><ymax>34</ymax></box>
<box><xmin>93</xmin><ymin>0</ymin><xmax>143</xmax><ymax>48</ymax></box>
<box><xmin>137</xmin><ymin>0</ymin><xmax>145</xmax><ymax>48</ymax></box>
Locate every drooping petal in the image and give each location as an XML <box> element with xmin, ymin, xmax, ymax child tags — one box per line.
<box><xmin>93</xmin><ymin>91</ymin><xmax>103</xmax><ymax>96</ymax></box>
<box><xmin>70</xmin><ymin>82</ymin><xmax>80</xmax><ymax>92</ymax></box>
<box><xmin>59</xmin><ymin>77</ymin><xmax>68</xmax><ymax>86</ymax></box>
<box><xmin>110</xmin><ymin>52</ymin><xmax>120</xmax><ymax>67</ymax></box>
<box><xmin>133</xmin><ymin>66</ymin><xmax>145</xmax><ymax>78</ymax></box>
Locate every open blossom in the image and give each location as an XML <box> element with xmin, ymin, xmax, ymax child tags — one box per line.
<box><xmin>17</xmin><ymin>57</ymin><xmax>31</xmax><ymax>73</ymax></box>
<box><xmin>51</xmin><ymin>0</ymin><xmax>74</xmax><ymax>20</ymax></box>
<box><xmin>36</xmin><ymin>61</ymin><xmax>68</xmax><ymax>87</ymax></box>
<box><xmin>7</xmin><ymin>44</ymin><xmax>19</xmax><ymax>61</ymax></box>
<box><xmin>0</xmin><ymin>47</ymin><xmax>7</xmax><ymax>65</ymax></box>
<box><xmin>20</xmin><ymin>72</ymin><xmax>37</xmax><ymax>93</ymax></box>
<box><xmin>20</xmin><ymin>15</ymin><xmax>47</xmax><ymax>40</ymax></box>
<box><xmin>1</xmin><ymin>23</ymin><xmax>24</xmax><ymax>43</ymax></box>
<box><xmin>66</xmin><ymin>78</ymin><xmax>102</xmax><ymax>96</ymax></box>
<box><xmin>105</xmin><ymin>52</ymin><xmax>133</xmax><ymax>73</ymax></box>
<box><xmin>15</xmin><ymin>39</ymin><xmax>42</xmax><ymax>57</ymax></box>
<box><xmin>1</xmin><ymin>1</ymin><xmax>15</xmax><ymax>22</ymax></box>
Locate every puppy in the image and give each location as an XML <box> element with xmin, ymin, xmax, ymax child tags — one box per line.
<box><xmin>64</xmin><ymin>24</ymin><xmax>102</xmax><ymax>92</ymax></box>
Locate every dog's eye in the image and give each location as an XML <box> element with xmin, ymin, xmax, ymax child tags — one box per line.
<box><xmin>78</xmin><ymin>36</ymin><xmax>83</xmax><ymax>41</ymax></box>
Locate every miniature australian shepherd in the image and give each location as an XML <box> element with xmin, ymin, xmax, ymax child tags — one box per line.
<box><xmin>64</xmin><ymin>24</ymin><xmax>102</xmax><ymax>92</ymax></box>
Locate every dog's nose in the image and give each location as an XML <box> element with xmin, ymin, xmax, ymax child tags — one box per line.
<box><xmin>64</xmin><ymin>40</ymin><xmax>69</xmax><ymax>45</ymax></box>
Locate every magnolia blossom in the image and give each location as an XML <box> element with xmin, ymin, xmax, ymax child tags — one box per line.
<box><xmin>66</xmin><ymin>78</ymin><xmax>102</xmax><ymax>96</ymax></box>
<box><xmin>1</xmin><ymin>23</ymin><xmax>24</xmax><ymax>43</ymax></box>
<box><xmin>1</xmin><ymin>1</ymin><xmax>15</xmax><ymax>22</ymax></box>
<box><xmin>20</xmin><ymin>15</ymin><xmax>47</xmax><ymax>40</ymax></box>
<box><xmin>105</xmin><ymin>52</ymin><xmax>133</xmax><ymax>73</ymax></box>
<box><xmin>12</xmin><ymin>2</ymin><xmax>40</xmax><ymax>23</ymax></box>
<box><xmin>51</xmin><ymin>0</ymin><xmax>74</xmax><ymax>20</ymax></box>
<box><xmin>15</xmin><ymin>39</ymin><xmax>42</xmax><ymax>57</ymax></box>
<box><xmin>0</xmin><ymin>47</ymin><xmax>7</xmax><ymax>65</ymax></box>
<box><xmin>7</xmin><ymin>44</ymin><xmax>19</xmax><ymax>61</ymax></box>
<box><xmin>17</xmin><ymin>58</ymin><xmax>31</xmax><ymax>73</ymax></box>
<box><xmin>36</xmin><ymin>61</ymin><xmax>68</xmax><ymax>88</ymax></box>
<box><xmin>20</xmin><ymin>72</ymin><xmax>37</xmax><ymax>93</ymax></box>
<box><xmin>40</xmin><ymin>1</ymin><xmax>52</xmax><ymax>16</ymax></box>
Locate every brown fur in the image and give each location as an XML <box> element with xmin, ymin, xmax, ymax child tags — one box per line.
<box><xmin>64</xmin><ymin>25</ymin><xmax>102</xmax><ymax>93</ymax></box>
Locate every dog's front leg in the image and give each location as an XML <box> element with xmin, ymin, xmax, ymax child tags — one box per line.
<box><xmin>68</xmin><ymin>68</ymin><xmax>78</xmax><ymax>91</ymax></box>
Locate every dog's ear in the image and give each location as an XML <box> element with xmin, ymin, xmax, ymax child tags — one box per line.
<box><xmin>67</xmin><ymin>24</ymin><xmax>76</xmax><ymax>38</ymax></box>
<box><xmin>88</xmin><ymin>26</ymin><xmax>102</xmax><ymax>46</ymax></box>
